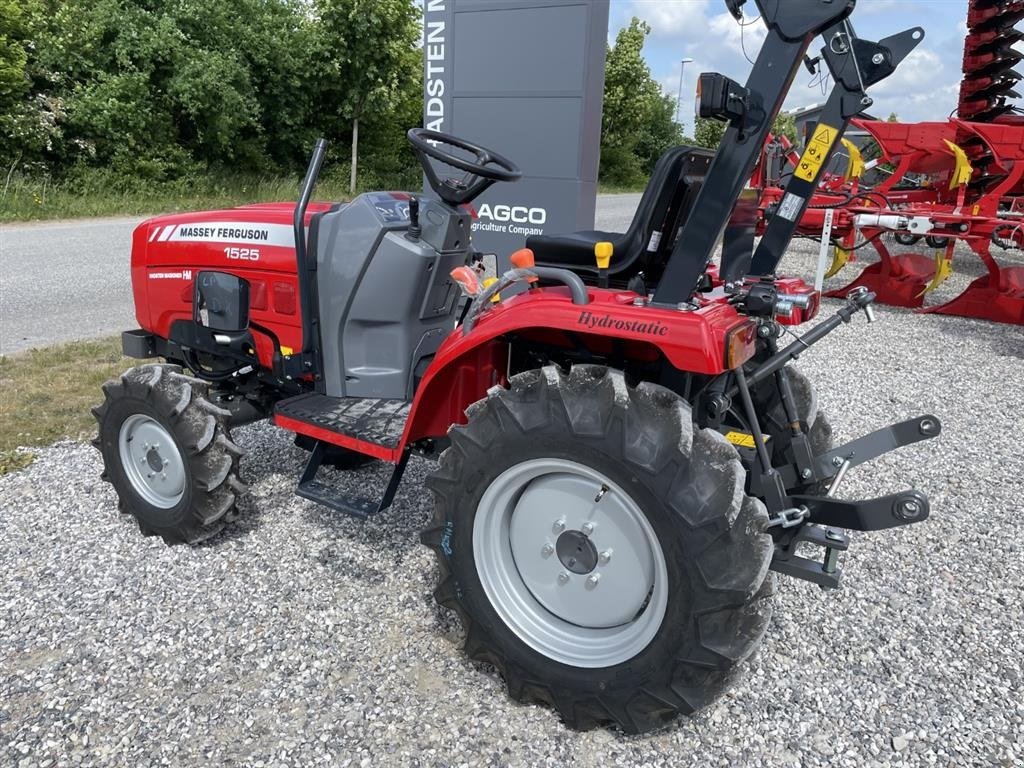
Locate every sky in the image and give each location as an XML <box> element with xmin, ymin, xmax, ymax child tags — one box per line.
<box><xmin>610</xmin><ymin>0</ymin><xmax>992</xmax><ymax>133</ymax></box>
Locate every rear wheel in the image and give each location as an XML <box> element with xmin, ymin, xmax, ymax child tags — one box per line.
<box><xmin>422</xmin><ymin>365</ymin><xmax>774</xmax><ymax>733</ymax></box>
<box><xmin>93</xmin><ymin>364</ymin><xmax>247</xmax><ymax>544</ymax></box>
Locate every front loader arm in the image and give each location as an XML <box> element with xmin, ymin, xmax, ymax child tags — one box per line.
<box><xmin>653</xmin><ymin>0</ymin><xmax>856</xmax><ymax>305</ymax></box>
<box><xmin>749</xmin><ymin>21</ymin><xmax>924</xmax><ymax>276</ymax></box>
<box><xmin>652</xmin><ymin>0</ymin><xmax>923</xmax><ymax>303</ymax></box>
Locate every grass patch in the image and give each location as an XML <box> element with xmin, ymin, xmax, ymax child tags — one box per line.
<box><xmin>0</xmin><ymin>336</ymin><xmax>131</xmax><ymax>474</ymax></box>
<box><xmin>597</xmin><ymin>182</ymin><xmax>645</xmax><ymax>194</ymax></box>
<box><xmin>0</xmin><ymin>172</ymin><xmax>360</xmax><ymax>223</ymax></box>
<box><xmin>3</xmin><ymin>171</ymin><xmax>640</xmax><ymax>222</ymax></box>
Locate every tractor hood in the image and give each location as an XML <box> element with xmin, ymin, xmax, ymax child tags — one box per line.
<box><xmin>134</xmin><ymin>201</ymin><xmax>336</xmax><ymax>273</ymax></box>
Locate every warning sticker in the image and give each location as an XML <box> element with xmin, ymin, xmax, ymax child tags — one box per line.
<box><xmin>794</xmin><ymin>122</ymin><xmax>839</xmax><ymax>182</ymax></box>
<box><xmin>777</xmin><ymin>192</ymin><xmax>805</xmax><ymax>222</ymax></box>
<box><xmin>723</xmin><ymin>431</ymin><xmax>770</xmax><ymax>449</ymax></box>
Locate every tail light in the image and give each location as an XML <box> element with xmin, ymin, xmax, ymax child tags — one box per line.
<box><xmin>724</xmin><ymin>321</ymin><xmax>757</xmax><ymax>369</ymax></box>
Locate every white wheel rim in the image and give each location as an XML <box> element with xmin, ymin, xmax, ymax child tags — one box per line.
<box><xmin>473</xmin><ymin>458</ymin><xmax>669</xmax><ymax>668</ymax></box>
<box><xmin>118</xmin><ymin>415</ymin><xmax>186</xmax><ymax>508</ymax></box>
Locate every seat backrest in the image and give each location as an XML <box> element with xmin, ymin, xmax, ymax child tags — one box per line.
<box><xmin>640</xmin><ymin>169</ymin><xmax>709</xmax><ymax>283</ymax></box>
<box><xmin>614</xmin><ymin>147</ymin><xmax>695</xmax><ymax>260</ymax></box>
<box><xmin>610</xmin><ymin>146</ymin><xmax>714</xmax><ymax>281</ymax></box>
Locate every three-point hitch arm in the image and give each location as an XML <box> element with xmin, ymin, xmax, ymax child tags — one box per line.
<box><xmin>651</xmin><ymin>0</ymin><xmax>924</xmax><ymax>305</ymax></box>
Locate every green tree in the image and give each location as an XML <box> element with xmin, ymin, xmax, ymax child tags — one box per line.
<box><xmin>0</xmin><ymin>0</ymin><xmax>27</xmax><ymax>109</ymax></box>
<box><xmin>315</xmin><ymin>0</ymin><xmax>420</xmax><ymax>193</ymax></box>
<box><xmin>601</xmin><ymin>18</ymin><xmax>673</xmax><ymax>186</ymax></box>
<box><xmin>1</xmin><ymin>0</ymin><xmax>424</xmax><ymax>194</ymax></box>
<box><xmin>693</xmin><ymin>117</ymin><xmax>726</xmax><ymax>150</ymax></box>
<box><xmin>0</xmin><ymin>0</ymin><xmax>37</xmax><ymax>169</ymax></box>
<box><xmin>772</xmin><ymin>112</ymin><xmax>797</xmax><ymax>143</ymax></box>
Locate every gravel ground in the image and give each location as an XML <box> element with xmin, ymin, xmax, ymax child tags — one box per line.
<box><xmin>2</xmin><ymin>238</ymin><xmax>1023</xmax><ymax>767</ymax></box>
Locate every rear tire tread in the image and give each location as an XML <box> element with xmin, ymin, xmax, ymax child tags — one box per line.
<box><xmin>422</xmin><ymin>364</ymin><xmax>773</xmax><ymax>733</ymax></box>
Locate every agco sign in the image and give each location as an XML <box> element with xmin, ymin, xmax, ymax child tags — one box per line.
<box><xmin>476</xmin><ymin>203</ymin><xmax>547</xmax><ymax>225</ymax></box>
<box><xmin>473</xmin><ymin>203</ymin><xmax>548</xmax><ymax>238</ymax></box>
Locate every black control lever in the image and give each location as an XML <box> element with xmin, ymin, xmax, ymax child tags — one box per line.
<box><xmin>407</xmin><ymin>196</ymin><xmax>422</xmax><ymax>241</ymax></box>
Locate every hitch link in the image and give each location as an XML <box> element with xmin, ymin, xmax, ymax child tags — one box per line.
<box><xmin>827</xmin><ymin>458</ymin><xmax>852</xmax><ymax>496</ymax></box>
<box><xmin>767</xmin><ymin>505</ymin><xmax>810</xmax><ymax>529</ymax></box>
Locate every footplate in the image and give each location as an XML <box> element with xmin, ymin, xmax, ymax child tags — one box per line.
<box><xmin>296</xmin><ymin>441</ymin><xmax>410</xmax><ymax>519</ymax></box>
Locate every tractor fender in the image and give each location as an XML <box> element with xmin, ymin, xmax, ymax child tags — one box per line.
<box><xmin>400</xmin><ymin>287</ymin><xmax>749</xmax><ymax>444</ymax></box>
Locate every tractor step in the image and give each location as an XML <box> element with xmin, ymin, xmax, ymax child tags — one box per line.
<box><xmin>274</xmin><ymin>393</ymin><xmax>414</xmax><ymax>518</ymax></box>
<box><xmin>296</xmin><ymin>440</ymin><xmax>410</xmax><ymax>519</ymax></box>
<box><xmin>274</xmin><ymin>393</ymin><xmax>412</xmax><ymax>459</ymax></box>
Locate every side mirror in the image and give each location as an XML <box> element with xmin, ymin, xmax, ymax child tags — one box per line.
<box><xmin>194</xmin><ymin>271</ymin><xmax>250</xmax><ymax>332</ymax></box>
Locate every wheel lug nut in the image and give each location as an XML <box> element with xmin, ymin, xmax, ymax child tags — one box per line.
<box><xmin>586</xmin><ymin>574</ymin><xmax>601</xmax><ymax>589</ymax></box>
<box><xmin>557</xmin><ymin>571</ymin><xmax>570</xmax><ymax>585</ymax></box>
<box><xmin>581</xmin><ymin>522</ymin><xmax>594</xmax><ymax>536</ymax></box>
<box><xmin>552</xmin><ymin>518</ymin><xmax>566</xmax><ymax>534</ymax></box>
<box><xmin>541</xmin><ymin>543</ymin><xmax>554</xmax><ymax>557</ymax></box>
<box><xmin>599</xmin><ymin>549</ymin><xmax>612</xmax><ymax>564</ymax></box>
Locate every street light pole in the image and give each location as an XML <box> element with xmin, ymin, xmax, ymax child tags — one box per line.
<box><xmin>676</xmin><ymin>57</ymin><xmax>695</xmax><ymax>127</ymax></box>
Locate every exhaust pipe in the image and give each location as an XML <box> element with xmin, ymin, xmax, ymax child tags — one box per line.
<box><xmin>294</xmin><ymin>138</ymin><xmax>328</xmax><ymax>360</ymax></box>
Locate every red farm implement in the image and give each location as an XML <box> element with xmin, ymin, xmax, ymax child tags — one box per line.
<box><xmin>753</xmin><ymin>1</ymin><xmax>1024</xmax><ymax>324</ymax></box>
<box><xmin>821</xmin><ymin>118</ymin><xmax>1024</xmax><ymax>324</ymax></box>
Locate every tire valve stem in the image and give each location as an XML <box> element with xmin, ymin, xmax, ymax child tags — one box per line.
<box><xmin>594</xmin><ymin>484</ymin><xmax>609</xmax><ymax>503</ymax></box>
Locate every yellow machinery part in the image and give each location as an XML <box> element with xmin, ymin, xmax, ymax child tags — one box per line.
<box><xmin>942</xmin><ymin>139</ymin><xmax>973</xmax><ymax>190</ymax></box>
<box><xmin>824</xmin><ymin>246</ymin><xmax>851</xmax><ymax>278</ymax></box>
<box><xmin>918</xmin><ymin>251</ymin><xmax>953</xmax><ymax>297</ymax></box>
<box><xmin>841</xmin><ymin>138</ymin><xmax>865</xmax><ymax>181</ymax></box>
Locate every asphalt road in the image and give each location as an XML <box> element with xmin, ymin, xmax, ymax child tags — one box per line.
<box><xmin>0</xmin><ymin>195</ymin><xmax>642</xmax><ymax>355</ymax></box>
<box><xmin>0</xmin><ymin>216</ymin><xmax>142</xmax><ymax>354</ymax></box>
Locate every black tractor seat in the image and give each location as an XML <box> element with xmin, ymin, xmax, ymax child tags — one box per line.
<box><xmin>527</xmin><ymin>146</ymin><xmax>714</xmax><ymax>287</ymax></box>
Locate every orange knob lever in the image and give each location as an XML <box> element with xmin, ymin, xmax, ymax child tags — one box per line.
<box><xmin>510</xmin><ymin>248</ymin><xmax>538</xmax><ymax>283</ymax></box>
<box><xmin>450</xmin><ymin>265</ymin><xmax>481</xmax><ymax>296</ymax></box>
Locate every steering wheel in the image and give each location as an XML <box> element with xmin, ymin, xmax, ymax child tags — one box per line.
<box><xmin>407</xmin><ymin>128</ymin><xmax>522</xmax><ymax>206</ymax></box>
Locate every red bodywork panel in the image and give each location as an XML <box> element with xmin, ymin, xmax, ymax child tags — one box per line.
<box><xmin>131</xmin><ymin>202</ymin><xmax>333</xmax><ymax>365</ymax></box>
<box><xmin>132</xmin><ymin>200</ymin><xmax>824</xmax><ymax>458</ymax></box>
<box><xmin>397</xmin><ymin>286</ymin><xmax>759</xmax><ymax>447</ymax></box>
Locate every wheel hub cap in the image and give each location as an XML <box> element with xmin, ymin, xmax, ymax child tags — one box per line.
<box><xmin>118</xmin><ymin>414</ymin><xmax>186</xmax><ymax>509</ymax></box>
<box><xmin>473</xmin><ymin>458</ymin><xmax>668</xmax><ymax>668</ymax></box>
<box><xmin>556</xmin><ymin>530</ymin><xmax>597</xmax><ymax>574</ymax></box>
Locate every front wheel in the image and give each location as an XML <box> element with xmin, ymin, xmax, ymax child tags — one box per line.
<box><xmin>93</xmin><ymin>364</ymin><xmax>247</xmax><ymax>544</ymax></box>
<box><xmin>422</xmin><ymin>365</ymin><xmax>774</xmax><ymax>733</ymax></box>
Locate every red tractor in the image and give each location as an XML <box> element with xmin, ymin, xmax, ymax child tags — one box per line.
<box><xmin>93</xmin><ymin>0</ymin><xmax>939</xmax><ymax>733</ymax></box>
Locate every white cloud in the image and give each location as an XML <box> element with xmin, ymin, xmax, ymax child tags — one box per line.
<box><xmin>859</xmin><ymin>48</ymin><xmax>961</xmax><ymax>122</ymax></box>
<box><xmin>633</xmin><ymin>0</ymin><xmax>709</xmax><ymax>38</ymax></box>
